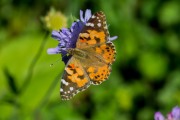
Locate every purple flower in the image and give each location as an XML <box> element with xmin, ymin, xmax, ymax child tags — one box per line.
<box><xmin>154</xmin><ymin>106</ymin><xmax>180</xmax><ymax>120</ymax></box>
<box><xmin>154</xmin><ymin>112</ymin><xmax>165</xmax><ymax>120</ymax></box>
<box><xmin>47</xmin><ymin>9</ymin><xmax>117</xmax><ymax>64</ymax></box>
<box><xmin>172</xmin><ymin>106</ymin><xmax>180</xmax><ymax>120</ymax></box>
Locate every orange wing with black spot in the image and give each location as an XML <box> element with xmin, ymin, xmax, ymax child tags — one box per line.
<box><xmin>76</xmin><ymin>11</ymin><xmax>109</xmax><ymax>49</ymax></box>
<box><xmin>75</xmin><ymin>11</ymin><xmax>116</xmax><ymax>85</ymax></box>
<box><xmin>91</xmin><ymin>42</ymin><xmax>116</xmax><ymax>65</ymax></box>
<box><xmin>60</xmin><ymin>57</ymin><xmax>90</xmax><ymax>100</ymax></box>
<box><xmin>85</xmin><ymin>64</ymin><xmax>111</xmax><ymax>85</ymax></box>
<box><xmin>83</xmin><ymin>42</ymin><xmax>116</xmax><ymax>85</ymax></box>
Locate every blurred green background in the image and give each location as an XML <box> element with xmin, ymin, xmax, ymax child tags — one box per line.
<box><xmin>0</xmin><ymin>0</ymin><xmax>180</xmax><ymax>120</ymax></box>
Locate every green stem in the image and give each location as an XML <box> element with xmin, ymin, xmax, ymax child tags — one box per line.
<box><xmin>34</xmin><ymin>73</ymin><xmax>61</xmax><ymax>116</ymax></box>
<box><xmin>20</xmin><ymin>30</ymin><xmax>49</xmax><ymax>93</ymax></box>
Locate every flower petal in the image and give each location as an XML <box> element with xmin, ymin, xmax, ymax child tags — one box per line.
<box><xmin>51</xmin><ymin>30</ymin><xmax>61</xmax><ymax>40</ymax></box>
<box><xmin>154</xmin><ymin>112</ymin><xmax>165</xmax><ymax>120</ymax></box>
<box><xmin>47</xmin><ymin>48</ymin><xmax>59</xmax><ymax>54</ymax></box>
<box><xmin>80</xmin><ymin>10</ymin><xmax>85</xmax><ymax>22</ymax></box>
<box><xmin>59</xmin><ymin>31</ymin><xmax>67</xmax><ymax>39</ymax></box>
<box><xmin>84</xmin><ymin>9</ymin><xmax>92</xmax><ymax>22</ymax></box>
<box><xmin>61</xmin><ymin>28</ymin><xmax>71</xmax><ymax>36</ymax></box>
<box><xmin>172</xmin><ymin>106</ymin><xmax>180</xmax><ymax>119</ymax></box>
<box><xmin>80</xmin><ymin>9</ymin><xmax>91</xmax><ymax>23</ymax></box>
<box><xmin>109</xmin><ymin>36</ymin><xmax>118</xmax><ymax>41</ymax></box>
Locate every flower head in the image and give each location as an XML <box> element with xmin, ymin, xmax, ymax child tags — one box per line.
<box><xmin>154</xmin><ymin>106</ymin><xmax>180</xmax><ymax>120</ymax></box>
<box><xmin>47</xmin><ymin>9</ymin><xmax>117</xmax><ymax>64</ymax></box>
<box><xmin>43</xmin><ymin>8</ymin><xmax>67</xmax><ymax>30</ymax></box>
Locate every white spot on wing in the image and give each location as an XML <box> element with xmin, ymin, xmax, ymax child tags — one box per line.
<box><xmin>70</xmin><ymin>87</ymin><xmax>74</xmax><ymax>91</ymax></box>
<box><xmin>86</xmin><ymin>22</ymin><xmax>94</xmax><ymax>27</ymax></box>
<box><xmin>104</xmin><ymin>25</ymin><xmax>108</xmax><ymax>29</ymax></box>
<box><xmin>86</xmin><ymin>23</ymin><xmax>90</xmax><ymax>26</ymax></box>
<box><xmin>61</xmin><ymin>79</ymin><xmax>69</xmax><ymax>86</ymax></box>
<box><xmin>92</xmin><ymin>15</ymin><xmax>96</xmax><ymax>18</ymax></box>
<box><xmin>60</xmin><ymin>88</ymin><xmax>63</xmax><ymax>92</ymax></box>
<box><xmin>97</xmin><ymin>23</ymin><xmax>101</xmax><ymax>27</ymax></box>
<box><xmin>90</xmin><ymin>23</ymin><xmax>94</xmax><ymax>27</ymax></box>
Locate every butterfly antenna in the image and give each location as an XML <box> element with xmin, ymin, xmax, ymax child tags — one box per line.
<box><xmin>50</xmin><ymin>59</ymin><xmax>61</xmax><ymax>67</ymax></box>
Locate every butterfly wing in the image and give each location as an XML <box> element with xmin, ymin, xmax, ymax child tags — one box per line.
<box><xmin>60</xmin><ymin>57</ymin><xmax>91</xmax><ymax>100</ymax></box>
<box><xmin>84</xmin><ymin>42</ymin><xmax>116</xmax><ymax>65</ymax></box>
<box><xmin>75</xmin><ymin>11</ymin><xmax>116</xmax><ymax>85</ymax></box>
<box><xmin>82</xmin><ymin>42</ymin><xmax>116</xmax><ymax>85</ymax></box>
<box><xmin>76</xmin><ymin>11</ymin><xmax>110</xmax><ymax>49</ymax></box>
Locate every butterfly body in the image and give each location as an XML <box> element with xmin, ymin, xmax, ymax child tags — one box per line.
<box><xmin>68</xmin><ymin>48</ymin><xmax>89</xmax><ymax>59</ymax></box>
<box><xmin>60</xmin><ymin>11</ymin><xmax>116</xmax><ymax>100</ymax></box>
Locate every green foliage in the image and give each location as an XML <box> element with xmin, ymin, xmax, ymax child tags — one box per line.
<box><xmin>0</xmin><ymin>0</ymin><xmax>180</xmax><ymax>120</ymax></box>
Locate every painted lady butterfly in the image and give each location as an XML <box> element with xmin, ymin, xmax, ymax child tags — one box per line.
<box><xmin>60</xmin><ymin>11</ymin><xmax>116</xmax><ymax>100</ymax></box>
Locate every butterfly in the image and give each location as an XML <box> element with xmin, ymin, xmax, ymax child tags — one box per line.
<box><xmin>60</xmin><ymin>11</ymin><xmax>116</xmax><ymax>100</ymax></box>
